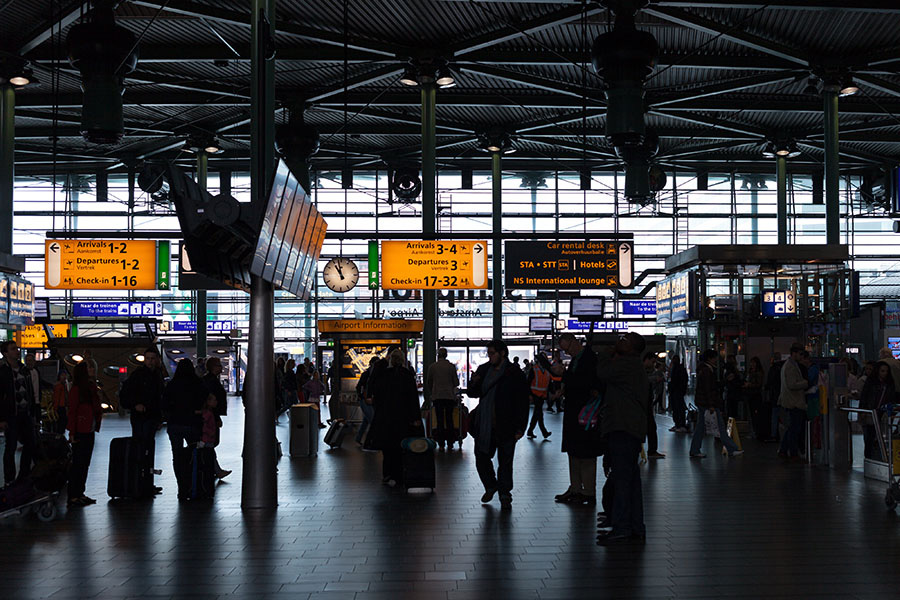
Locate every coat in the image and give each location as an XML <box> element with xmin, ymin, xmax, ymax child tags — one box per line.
<box><xmin>163</xmin><ymin>375</ymin><xmax>207</xmax><ymax>428</ymax></box>
<box><xmin>468</xmin><ymin>361</ymin><xmax>530</xmax><ymax>443</ymax></box>
<box><xmin>561</xmin><ymin>347</ymin><xmax>603</xmax><ymax>457</ymax></box>
<box><xmin>694</xmin><ymin>361</ymin><xmax>723</xmax><ymax>410</ymax></box>
<box><xmin>668</xmin><ymin>363</ymin><xmax>688</xmax><ymax>398</ymax></box>
<box><xmin>367</xmin><ymin>366</ymin><xmax>421</xmax><ymax>451</ymax></box>
<box><xmin>67</xmin><ymin>384</ymin><xmax>103</xmax><ymax>434</ymax></box>
<box><xmin>0</xmin><ymin>361</ymin><xmax>35</xmax><ymax>422</ymax></box>
<box><xmin>425</xmin><ymin>358</ymin><xmax>459</xmax><ymax>402</ymax></box>
<box><xmin>779</xmin><ymin>357</ymin><xmax>808</xmax><ymax>410</ymax></box>
<box><xmin>597</xmin><ymin>354</ymin><xmax>648</xmax><ymax>441</ymax></box>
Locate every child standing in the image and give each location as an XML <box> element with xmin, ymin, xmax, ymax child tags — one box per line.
<box><xmin>197</xmin><ymin>394</ymin><xmax>230</xmax><ymax>478</ymax></box>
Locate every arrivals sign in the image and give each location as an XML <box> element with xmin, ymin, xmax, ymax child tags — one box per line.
<box><xmin>505</xmin><ymin>240</ymin><xmax>634</xmax><ymax>290</ymax></box>
<box><xmin>45</xmin><ymin>239</ymin><xmax>171</xmax><ymax>290</ymax></box>
<box><xmin>380</xmin><ymin>241</ymin><xmax>488</xmax><ymax>290</ymax></box>
<box><xmin>656</xmin><ymin>272</ymin><xmax>695</xmax><ymax>324</ymax></box>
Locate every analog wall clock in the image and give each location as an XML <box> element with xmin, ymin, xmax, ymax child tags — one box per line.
<box><xmin>322</xmin><ymin>257</ymin><xmax>359</xmax><ymax>293</ymax></box>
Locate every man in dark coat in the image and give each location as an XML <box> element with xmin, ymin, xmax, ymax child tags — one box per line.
<box><xmin>467</xmin><ymin>339</ymin><xmax>529</xmax><ymax>509</ymax></box>
<box><xmin>555</xmin><ymin>333</ymin><xmax>601</xmax><ymax>505</ymax></box>
<box><xmin>121</xmin><ymin>347</ymin><xmax>165</xmax><ymax>495</ymax></box>
<box><xmin>0</xmin><ymin>341</ymin><xmax>36</xmax><ymax>483</ymax></box>
<box><xmin>368</xmin><ymin>350</ymin><xmax>421</xmax><ymax>487</ymax></box>
<box><xmin>596</xmin><ymin>332</ymin><xmax>649</xmax><ymax>544</ymax></box>
<box><xmin>202</xmin><ymin>357</ymin><xmax>231</xmax><ymax>479</ymax></box>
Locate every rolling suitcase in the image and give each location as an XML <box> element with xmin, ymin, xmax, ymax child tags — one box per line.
<box><xmin>107</xmin><ymin>437</ymin><xmax>151</xmax><ymax>499</ymax></box>
<box><xmin>324</xmin><ymin>419</ymin><xmax>349</xmax><ymax>449</ymax></box>
<box><xmin>401</xmin><ymin>437</ymin><xmax>436</xmax><ymax>491</ymax></box>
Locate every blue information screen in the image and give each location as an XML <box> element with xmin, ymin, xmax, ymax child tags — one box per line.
<box><xmin>172</xmin><ymin>320</ymin><xmax>233</xmax><ymax>333</ymax></box>
<box><xmin>73</xmin><ymin>301</ymin><xmax>162</xmax><ymax>317</ymax></box>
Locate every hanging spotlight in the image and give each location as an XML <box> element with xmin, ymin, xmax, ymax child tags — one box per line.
<box><xmin>477</xmin><ymin>129</ymin><xmax>515</xmax><ymax>155</ymax></box>
<box><xmin>436</xmin><ymin>66</ymin><xmax>455</xmax><ymax>88</ymax></box>
<box><xmin>184</xmin><ymin>133</ymin><xmax>221</xmax><ymax>154</ymax></box>
<box><xmin>399</xmin><ymin>67</ymin><xmax>418</xmax><ymax>86</ymax></box>
<box><xmin>204</xmin><ymin>139</ymin><xmax>221</xmax><ymax>154</ymax></box>
<box><xmin>802</xmin><ymin>76</ymin><xmax>820</xmax><ymax>96</ymax></box>
<box><xmin>762</xmin><ymin>138</ymin><xmax>801</xmax><ymax>159</ymax></box>
<box><xmin>839</xmin><ymin>75</ymin><xmax>858</xmax><ymax>97</ymax></box>
<box><xmin>0</xmin><ymin>58</ymin><xmax>37</xmax><ymax>88</ymax></box>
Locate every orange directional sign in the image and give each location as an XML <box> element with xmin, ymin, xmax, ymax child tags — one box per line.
<box><xmin>16</xmin><ymin>324</ymin><xmax>70</xmax><ymax>349</ymax></box>
<box><xmin>45</xmin><ymin>240</ymin><xmax>160</xmax><ymax>290</ymax></box>
<box><xmin>380</xmin><ymin>240</ymin><xmax>488</xmax><ymax>290</ymax></box>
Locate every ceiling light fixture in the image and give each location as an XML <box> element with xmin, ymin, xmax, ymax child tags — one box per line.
<box><xmin>399</xmin><ymin>67</ymin><xmax>418</xmax><ymax>86</ymax></box>
<box><xmin>762</xmin><ymin>139</ymin><xmax>801</xmax><ymax>159</ymax></box>
<box><xmin>839</xmin><ymin>76</ymin><xmax>858</xmax><ymax>97</ymax></box>
<box><xmin>436</xmin><ymin>66</ymin><xmax>455</xmax><ymax>88</ymax></box>
<box><xmin>477</xmin><ymin>129</ymin><xmax>516</xmax><ymax>155</ymax></box>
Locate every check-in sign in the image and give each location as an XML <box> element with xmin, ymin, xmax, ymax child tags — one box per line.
<box><xmin>381</xmin><ymin>241</ymin><xmax>488</xmax><ymax>290</ymax></box>
<box><xmin>45</xmin><ymin>240</ymin><xmax>162</xmax><ymax>290</ymax></box>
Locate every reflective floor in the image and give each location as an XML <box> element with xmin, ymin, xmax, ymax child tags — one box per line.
<box><xmin>2</xmin><ymin>399</ymin><xmax>900</xmax><ymax>599</ymax></box>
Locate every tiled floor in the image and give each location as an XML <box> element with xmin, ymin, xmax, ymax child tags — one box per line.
<box><xmin>2</xmin><ymin>399</ymin><xmax>900</xmax><ymax>599</ymax></box>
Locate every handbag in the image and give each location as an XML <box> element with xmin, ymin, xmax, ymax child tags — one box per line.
<box><xmin>468</xmin><ymin>406</ymin><xmax>480</xmax><ymax>438</ymax></box>
<box><xmin>578</xmin><ymin>397</ymin><xmax>603</xmax><ymax>431</ymax></box>
<box><xmin>704</xmin><ymin>409</ymin><xmax>720</xmax><ymax>438</ymax></box>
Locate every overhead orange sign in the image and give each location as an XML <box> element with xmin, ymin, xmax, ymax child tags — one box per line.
<box><xmin>318</xmin><ymin>319</ymin><xmax>424</xmax><ymax>334</ymax></box>
<box><xmin>381</xmin><ymin>240</ymin><xmax>488</xmax><ymax>290</ymax></box>
<box><xmin>16</xmin><ymin>324</ymin><xmax>70</xmax><ymax>349</ymax></box>
<box><xmin>45</xmin><ymin>240</ymin><xmax>159</xmax><ymax>290</ymax></box>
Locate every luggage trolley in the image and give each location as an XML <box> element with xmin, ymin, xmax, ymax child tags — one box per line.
<box><xmin>0</xmin><ymin>489</ymin><xmax>60</xmax><ymax>522</ymax></box>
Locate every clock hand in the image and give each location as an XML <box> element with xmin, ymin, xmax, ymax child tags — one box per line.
<box><xmin>336</xmin><ymin>264</ymin><xmax>345</xmax><ymax>280</ymax></box>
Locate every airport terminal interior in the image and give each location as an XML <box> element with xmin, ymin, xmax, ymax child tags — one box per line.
<box><xmin>2</xmin><ymin>0</ymin><xmax>900</xmax><ymax>598</ymax></box>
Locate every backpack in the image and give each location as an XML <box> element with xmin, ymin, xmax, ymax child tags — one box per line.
<box><xmin>118</xmin><ymin>372</ymin><xmax>139</xmax><ymax>410</ymax></box>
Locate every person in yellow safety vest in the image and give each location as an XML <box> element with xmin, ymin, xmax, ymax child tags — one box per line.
<box><xmin>526</xmin><ymin>354</ymin><xmax>553</xmax><ymax>439</ymax></box>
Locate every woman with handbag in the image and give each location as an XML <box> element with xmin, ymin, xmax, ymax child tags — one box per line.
<box><xmin>555</xmin><ymin>333</ymin><xmax>602</xmax><ymax>505</ymax></box>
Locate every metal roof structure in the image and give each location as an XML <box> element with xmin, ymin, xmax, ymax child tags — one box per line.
<box><xmin>5</xmin><ymin>0</ymin><xmax>900</xmax><ymax>176</ymax></box>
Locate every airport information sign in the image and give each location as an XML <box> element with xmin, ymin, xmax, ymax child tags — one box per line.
<box><xmin>45</xmin><ymin>239</ymin><xmax>171</xmax><ymax>290</ymax></box>
<box><xmin>656</xmin><ymin>272</ymin><xmax>695</xmax><ymax>324</ymax></box>
<box><xmin>73</xmin><ymin>301</ymin><xmax>163</xmax><ymax>318</ymax></box>
<box><xmin>623</xmin><ymin>300</ymin><xmax>656</xmax><ymax>315</ymax></box>
<box><xmin>380</xmin><ymin>241</ymin><xmax>488</xmax><ymax>290</ymax></box>
<box><xmin>505</xmin><ymin>240</ymin><xmax>634</xmax><ymax>290</ymax></box>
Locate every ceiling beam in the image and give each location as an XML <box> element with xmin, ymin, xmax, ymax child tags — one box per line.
<box><xmin>648</xmin><ymin>109</ymin><xmax>768</xmax><ymax>138</ymax></box>
<box><xmin>459</xmin><ymin>64</ymin><xmax>604</xmax><ymax>103</ymax></box>
<box><xmin>130</xmin><ymin>0</ymin><xmax>405</xmax><ymax>57</ymax></box>
<box><xmin>450</xmin><ymin>4</ymin><xmax>603</xmax><ymax>56</ymax></box>
<box><xmin>796</xmin><ymin>141</ymin><xmax>888</xmax><ymax>165</ymax></box>
<box><xmin>649</xmin><ymin>71</ymin><xmax>805</xmax><ymax>107</ymax></box>
<box><xmin>854</xmin><ymin>73</ymin><xmax>900</xmax><ymax>100</ymax></box>
<box><xmin>659</xmin><ymin>140</ymin><xmax>755</xmax><ymax>160</ymax></box>
<box><xmin>644</xmin><ymin>6</ymin><xmax>810</xmax><ymax>66</ymax></box>
<box><xmin>17</xmin><ymin>1</ymin><xmax>89</xmax><ymax>55</ymax></box>
<box><xmin>309</xmin><ymin>106</ymin><xmax>474</xmax><ymax>134</ymax></box>
<box><xmin>305</xmin><ymin>65</ymin><xmax>405</xmax><ymax>103</ymax></box>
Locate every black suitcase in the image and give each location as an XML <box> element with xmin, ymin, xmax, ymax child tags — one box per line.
<box><xmin>401</xmin><ymin>437</ymin><xmax>436</xmax><ymax>491</ymax></box>
<box><xmin>175</xmin><ymin>446</ymin><xmax>216</xmax><ymax>500</ymax></box>
<box><xmin>107</xmin><ymin>437</ymin><xmax>151</xmax><ymax>499</ymax></box>
<box><xmin>324</xmin><ymin>419</ymin><xmax>348</xmax><ymax>449</ymax></box>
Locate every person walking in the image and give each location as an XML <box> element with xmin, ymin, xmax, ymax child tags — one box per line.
<box><xmin>355</xmin><ymin>357</ymin><xmax>379</xmax><ymax>446</ymax></box>
<box><xmin>164</xmin><ymin>359</ymin><xmax>209</xmax><ymax>499</ymax></box>
<box><xmin>596</xmin><ymin>332</ymin><xmax>649</xmax><ymax>544</ymax></box>
<box><xmin>667</xmin><ymin>355</ymin><xmax>688</xmax><ymax>433</ymax></box>
<box><xmin>555</xmin><ymin>333</ymin><xmax>601</xmax><ymax>505</ymax></box>
<box><xmin>468</xmin><ymin>340</ymin><xmax>529</xmax><ymax>509</ymax></box>
<box><xmin>426</xmin><ymin>348</ymin><xmax>460</xmax><ymax>451</ymax></box>
<box><xmin>778</xmin><ymin>344</ymin><xmax>810</xmax><ymax>461</ymax></box>
<box><xmin>690</xmin><ymin>349</ymin><xmax>743</xmax><ymax>459</ymax></box>
<box><xmin>0</xmin><ymin>341</ymin><xmax>37</xmax><ymax>485</ymax></box>
<box><xmin>121</xmin><ymin>347</ymin><xmax>165</xmax><ymax>496</ymax></box>
<box><xmin>526</xmin><ymin>353</ymin><xmax>552</xmax><ymax>440</ymax></box>
<box><xmin>66</xmin><ymin>361</ymin><xmax>103</xmax><ymax>507</ymax></box>
<box><xmin>367</xmin><ymin>350</ymin><xmax>421</xmax><ymax>487</ymax></box>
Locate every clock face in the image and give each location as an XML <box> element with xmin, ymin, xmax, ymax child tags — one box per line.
<box><xmin>322</xmin><ymin>257</ymin><xmax>359</xmax><ymax>293</ymax></box>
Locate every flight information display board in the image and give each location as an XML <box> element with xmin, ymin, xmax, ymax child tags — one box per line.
<box><xmin>381</xmin><ymin>241</ymin><xmax>488</xmax><ymax>290</ymax></box>
<box><xmin>656</xmin><ymin>272</ymin><xmax>695</xmax><ymax>324</ymax></box>
<box><xmin>505</xmin><ymin>240</ymin><xmax>634</xmax><ymax>290</ymax></box>
<box><xmin>45</xmin><ymin>239</ymin><xmax>171</xmax><ymax>290</ymax></box>
<box><xmin>0</xmin><ymin>275</ymin><xmax>34</xmax><ymax>328</ymax></box>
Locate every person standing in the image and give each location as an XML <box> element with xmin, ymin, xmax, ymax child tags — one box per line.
<box><xmin>596</xmin><ymin>332</ymin><xmax>649</xmax><ymax>544</ymax></box>
<box><xmin>24</xmin><ymin>354</ymin><xmax>42</xmax><ymax>416</ymax></box>
<box><xmin>778</xmin><ymin>344</ymin><xmax>810</xmax><ymax>461</ymax></box>
<box><xmin>52</xmin><ymin>370</ymin><xmax>71</xmax><ymax>436</ymax></box>
<box><xmin>202</xmin><ymin>357</ymin><xmax>231</xmax><ymax>479</ymax></box>
<box><xmin>723</xmin><ymin>355</ymin><xmax>744</xmax><ymax>419</ymax></box>
<box><xmin>689</xmin><ymin>349</ymin><xmax>743</xmax><ymax>459</ymax></box>
<box><xmin>526</xmin><ymin>353</ymin><xmax>552</xmax><ymax>440</ymax></box>
<box><xmin>555</xmin><ymin>333</ymin><xmax>601</xmax><ymax>505</ymax></box>
<box><xmin>122</xmin><ymin>347</ymin><xmax>165</xmax><ymax>495</ymax></box>
<box><xmin>0</xmin><ymin>341</ymin><xmax>36</xmax><ymax>484</ymax></box>
<box><xmin>164</xmin><ymin>359</ymin><xmax>208</xmax><ymax>499</ymax></box>
<box><xmin>355</xmin><ymin>357</ymin><xmax>378</xmax><ymax>446</ymax></box>
<box><xmin>468</xmin><ymin>340</ymin><xmax>529</xmax><ymax>509</ymax></box>
<box><xmin>66</xmin><ymin>361</ymin><xmax>103</xmax><ymax>507</ymax></box>
<box><xmin>283</xmin><ymin>359</ymin><xmax>298</xmax><ymax>413</ymax></box>
<box><xmin>367</xmin><ymin>350</ymin><xmax>421</xmax><ymax>487</ymax></box>
<box><xmin>667</xmin><ymin>355</ymin><xmax>688</xmax><ymax>433</ymax></box>
<box><xmin>765</xmin><ymin>352</ymin><xmax>785</xmax><ymax>442</ymax></box>
<box><xmin>643</xmin><ymin>353</ymin><xmax>666</xmax><ymax>459</ymax></box>
<box><xmin>878</xmin><ymin>348</ymin><xmax>900</xmax><ymax>393</ymax></box>
<box><xmin>303</xmin><ymin>371</ymin><xmax>327</xmax><ymax>429</ymax></box>
<box><xmin>860</xmin><ymin>361</ymin><xmax>896</xmax><ymax>459</ymax></box>
<box><xmin>426</xmin><ymin>348</ymin><xmax>460</xmax><ymax>451</ymax></box>
<box><xmin>744</xmin><ymin>357</ymin><xmax>766</xmax><ymax>440</ymax></box>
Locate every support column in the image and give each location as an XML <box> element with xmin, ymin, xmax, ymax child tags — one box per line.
<box><xmin>421</xmin><ymin>82</ymin><xmax>437</xmax><ymax>372</ymax></box>
<box><xmin>196</xmin><ymin>151</ymin><xmax>208</xmax><ymax>361</ymax></box>
<box><xmin>776</xmin><ymin>155</ymin><xmax>788</xmax><ymax>245</ymax></box>
<box><xmin>824</xmin><ymin>86</ymin><xmax>840</xmax><ymax>245</ymax></box>
<box><xmin>243</xmin><ymin>0</ymin><xmax>277</xmax><ymax>511</ymax></box>
<box><xmin>491</xmin><ymin>151</ymin><xmax>502</xmax><ymax>340</ymax></box>
<box><xmin>0</xmin><ymin>84</ymin><xmax>14</xmax><ymax>255</ymax></box>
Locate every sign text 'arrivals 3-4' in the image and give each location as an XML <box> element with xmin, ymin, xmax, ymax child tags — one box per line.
<box><xmin>380</xmin><ymin>241</ymin><xmax>488</xmax><ymax>290</ymax></box>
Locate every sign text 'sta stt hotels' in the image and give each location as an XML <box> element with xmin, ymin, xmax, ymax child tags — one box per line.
<box><xmin>380</xmin><ymin>240</ymin><xmax>488</xmax><ymax>290</ymax></box>
<box><xmin>45</xmin><ymin>240</ymin><xmax>171</xmax><ymax>290</ymax></box>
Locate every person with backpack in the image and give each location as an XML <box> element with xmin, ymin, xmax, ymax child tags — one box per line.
<box><xmin>526</xmin><ymin>353</ymin><xmax>552</xmax><ymax>440</ymax></box>
<box><xmin>120</xmin><ymin>347</ymin><xmax>166</xmax><ymax>495</ymax></box>
<box><xmin>0</xmin><ymin>340</ymin><xmax>37</xmax><ymax>485</ymax></box>
<box><xmin>468</xmin><ymin>340</ymin><xmax>530</xmax><ymax>509</ymax></box>
<box><xmin>66</xmin><ymin>361</ymin><xmax>103</xmax><ymax>507</ymax></box>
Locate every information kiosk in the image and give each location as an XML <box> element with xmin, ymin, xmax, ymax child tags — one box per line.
<box><xmin>317</xmin><ymin>319</ymin><xmax>424</xmax><ymax>421</ymax></box>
